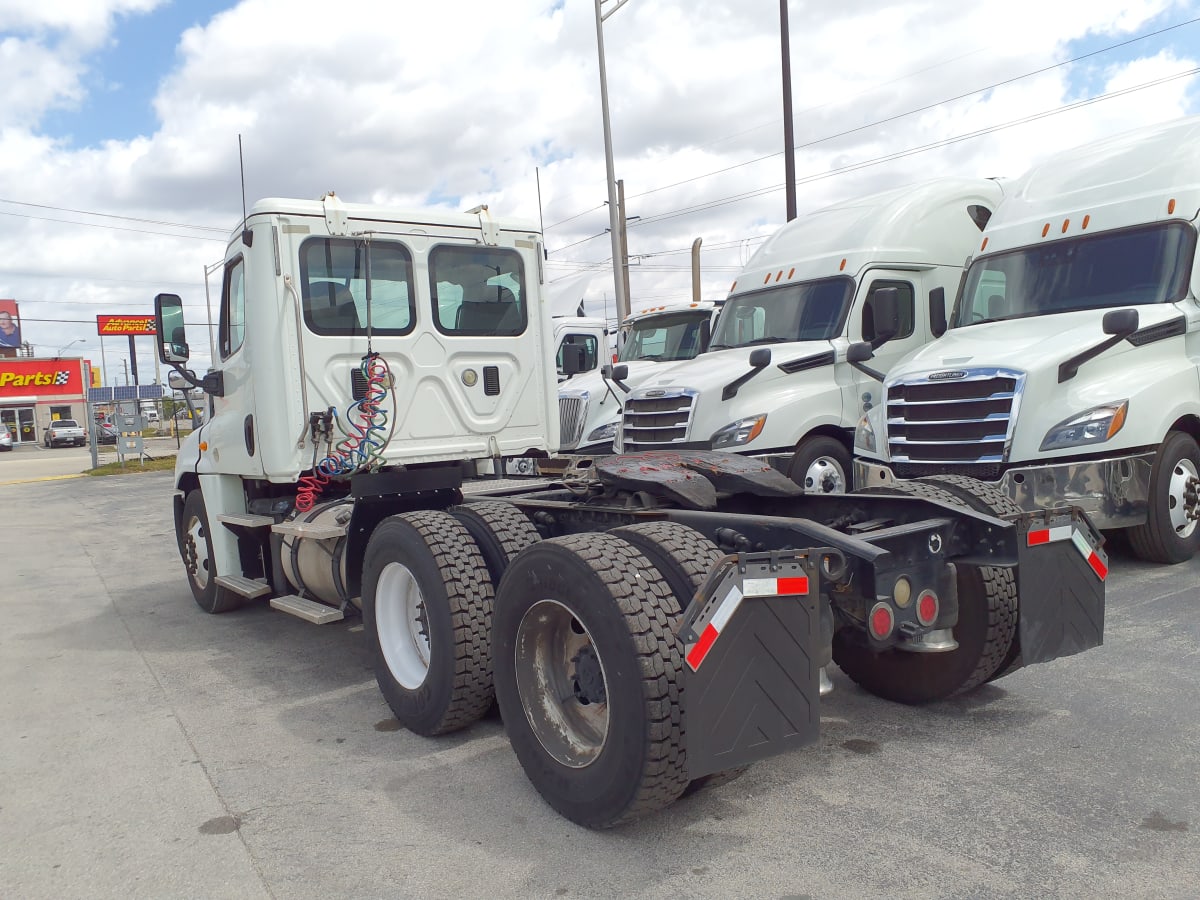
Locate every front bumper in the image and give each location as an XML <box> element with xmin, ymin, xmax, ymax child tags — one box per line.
<box><xmin>853</xmin><ymin>451</ymin><xmax>1155</xmax><ymax>529</ymax></box>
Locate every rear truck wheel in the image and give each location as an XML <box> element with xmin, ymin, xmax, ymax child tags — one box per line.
<box><xmin>1127</xmin><ymin>430</ymin><xmax>1200</xmax><ymax>564</ymax></box>
<box><xmin>449</xmin><ymin>501</ymin><xmax>541</xmax><ymax>585</ymax></box>
<box><xmin>362</xmin><ymin>510</ymin><xmax>494</xmax><ymax>736</ymax></box>
<box><xmin>180</xmin><ymin>489</ymin><xmax>242</xmax><ymax>614</ymax></box>
<box><xmin>493</xmin><ymin>533</ymin><xmax>689</xmax><ymax>828</ymax></box>
<box><xmin>609</xmin><ymin>521</ymin><xmax>749</xmax><ymax>796</ymax></box>
<box><xmin>834</xmin><ymin>479</ymin><xmax>1018</xmax><ymax>703</ymax></box>
<box><xmin>787</xmin><ymin>436</ymin><xmax>851</xmax><ymax>494</ymax></box>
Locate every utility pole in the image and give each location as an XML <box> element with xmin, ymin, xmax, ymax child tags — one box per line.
<box><xmin>618</xmin><ymin>179</ymin><xmax>632</xmax><ymax>310</ymax></box>
<box><xmin>595</xmin><ymin>0</ymin><xmax>631</xmax><ymax>325</ymax></box>
<box><xmin>780</xmin><ymin>0</ymin><xmax>797</xmax><ymax>221</ymax></box>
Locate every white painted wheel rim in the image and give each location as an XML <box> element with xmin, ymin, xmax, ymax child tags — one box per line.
<box><xmin>1167</xmin><ymin>457</ymin><xmax>1199</xmax><ymax>539</ymax></box>
<box><xmin>185</xmin><ymin>514</ymin><xmax>211</xmax><ymax>590</ymax></box>
<box><xmin>803</xmin><ymin>456</ymin><xmax>847</xmax><ymax>494</ymax></box>
<box><xmin>376</xmin><ymin>562</ymin><xmax>431</xmax><ymax>690</ymax></box>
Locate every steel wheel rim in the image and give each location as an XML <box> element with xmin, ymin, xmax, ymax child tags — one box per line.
<box><xmin>185</xmin><ymin>514</ymin><xmax>211</xmax><ymax>590</ymax></box>
<box><xmin>376</xmin><ymin>562</ymin><xmax>431</xmax><ymax>690</ymax></box>
<box><xmin>1167</xmin><ymin>457</ymin><xmax>1199</xmax><ymax>538</ymax></box>
<box><xmin>514</xmin><ymin>599</ymin><xmax>609</xmax><ymax>768</ymax></box>
<box><xmin>803</xmin><ymin>456</ymin><xmax>847</xmax><ymax>494</ymax></box>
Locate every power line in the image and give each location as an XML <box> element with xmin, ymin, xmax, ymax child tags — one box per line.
<box><xmin>0</xmin><ymin>198</ymin><xmax>227</xmax><ymax>232</ymax></box>
<box><xmin>0</xmin><ymin>209</ymin><xmax>226</xmax><ymax>242</ymax></box>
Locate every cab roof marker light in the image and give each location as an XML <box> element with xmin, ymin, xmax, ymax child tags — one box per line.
<box><xmin>1082</xmin><ymin>215</ymin><xmax>1091</xmax><ymax>229</ymax></box>
<box><xmin>981</xmin><ymin>237</ymin><xmax>989</xmax><ymax>251</ymax></box>
<box><xmin>763</xmin><ymin>273</ymin><xmax>771</xmax><ymax>285</ymax></box>
<box><xmin>1061</xmin><ymin>218</ymin><xmax>1070</xmax><ymax>234</ymax></box>
<box><xmin>839</xmin><ymin>258</ymin><xmax>847</xmax><ymax>271</ymax></box>
<box><xmin>775</xmin><ymin>271</ymin><xmax>784</xmax><ymax>282</ymax></box>
<box><xmin>787</xmin><ymin>267</ymin><xmax>795</xmax><ymax>279</ymax></box>
<box><xmin>1168</xmin><ymin>198</ymin><xmax>1176</xmax><ymax>214</ymax></box>
<box><xmin>1042</xmin><ymin>223</ymin><xmax>1051</xmax><ymax>237</ymax></box>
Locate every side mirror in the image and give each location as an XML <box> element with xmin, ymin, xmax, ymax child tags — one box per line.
<box><xmin>865</xmin><ymin>287</ymin><xmax>900</xmax><ymax>347</ymax></box>
<box><xmin>154</xmin><ymin>293</ymin><xmax>189</xmax><ymax>364</ymax></box>
<box><xmin>846</xmin><ymin>341</ymin><xmax>885</xmax><ymax>382</ymax></box>
<box><xmin>846</xmin><ymin>342</ymin><xmax>874</xmax><ymax>364</ymax></box>
<box><xmin>748</xmin><ymin>347</ymin><xmax>772</xmax><ymax>368</ymax></box>
<box><xmin>611</xmin><ymin>363</ymin><xmax>629</xmax><ymax>381</ymax></box>
<box><xmin>560</xmin><ymin>343</ymin><xmax>586</xmax><ymax>377</ymax></box>
<box><xmin>167</xmin><ymin>370</ymin><xmax>194</xmax><ymax>391</ymax></box>
<box><xmin>1102</xmin><ymin>308</ymin><xmax>1139</xmax><ymax>337</ymax></box>
<box><xmin>929</xmin><ymin>287</ymin><xmax>947</xmax><ymax>338</ymax></box>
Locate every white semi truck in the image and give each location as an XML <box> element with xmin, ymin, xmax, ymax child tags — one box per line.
<box><xmin>155</xmin><ymin>192</ymin><xmax>1107</xmax><ymax>827</ymax></box>
<box><xmin>558</xmin><ymin>300</ymin><xmax>721</xmax><ymax>453</ymax></box>
<box><xmin>854</xmin><ymin>116</ymin><xmax>1200</xmax><ymax>564</ymax></box>
<box><xmin>611</xmin><ymin>178</ymin><xmax>1005</xmax><ymax>493</ymax></box>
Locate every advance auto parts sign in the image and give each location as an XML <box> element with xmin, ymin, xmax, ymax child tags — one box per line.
<box><xmin>97</xmin><ymin>315</ymin><xmax>156</xmax><ymax>336</ymax></box>
<box><xmin>0</xmin><ymin>359</ymin><xmax>85</xmax><ymax>397</ymax></box>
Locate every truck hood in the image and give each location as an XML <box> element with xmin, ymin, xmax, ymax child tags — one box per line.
<box><xmin>893</xmin><ymin>306</ymin><xmax>1183</xmax><ymax>379</ymax></box>
<box><xmin>635</xmin><ymin>342</ymin><xmax>835</xmax><ymax>394</ymax></box>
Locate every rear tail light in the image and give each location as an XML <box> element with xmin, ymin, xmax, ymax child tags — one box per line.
<box><xmin>916</xmin><ymin>590</ymin><xmax>939</xmax><ymax>627</ymax></box>
<box><xmin>869</xmin><ymin>602</ymin><xmax>894</xmax><ymax>640</ymax></box>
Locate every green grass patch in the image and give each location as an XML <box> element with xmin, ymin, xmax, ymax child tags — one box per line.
<box><xmin>86</xmin><ymin>455</ymin><xmax>178</xmax><ymax>476</ymax></box>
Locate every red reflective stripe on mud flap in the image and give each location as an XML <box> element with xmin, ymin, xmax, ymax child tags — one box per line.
<box><xmin>686</xmin><ymin>623</ymin><xmax>720</xmax><ymax>671</ymax></box>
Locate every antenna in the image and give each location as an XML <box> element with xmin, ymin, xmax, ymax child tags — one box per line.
<box><xmin>238</xmin><ymin>134</ymin><xmax>253</xmax><ymax>247</ymax></box>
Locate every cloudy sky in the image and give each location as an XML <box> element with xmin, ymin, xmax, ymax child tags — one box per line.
<box><xmin>1</xmin><ymin>0</ymin><xmax>1198</xmax><ymax>383</ymax></box>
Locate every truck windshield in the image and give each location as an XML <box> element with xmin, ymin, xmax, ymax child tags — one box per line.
<box><xmin>709</xmin><ymin>277</ymin><xmax>853</xmax><ymax>349</ymax></box>
<box><xmin>618</xmin><ymin>310</ymin><xmax>711</xmax><ymax>362</ymax></box>
<box><xmin>952</xmin><ymin>221</ymin><xmax>1196</xmax><ymax>328</ymax></box>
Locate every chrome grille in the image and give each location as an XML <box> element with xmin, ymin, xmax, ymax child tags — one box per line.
<box><xmin>621</xmin><ymin>388</ymin><xmax>697</xmax><ymax>450</ymax></box>
<box><xmin>558</xmin><ymin>392</ymin><xmax>588</xmax><ymax>450</ymax></box>
<box><xmin>886</xmin><ymin>368</ymin><xmax>1024</xmax><ymax>466</ymax></box>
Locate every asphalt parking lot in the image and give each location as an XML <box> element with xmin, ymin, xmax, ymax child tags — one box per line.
<box><xmin>1</xmin><ymin>469</ymin><xmax>1197</xmax><ymax>899</ymax></box>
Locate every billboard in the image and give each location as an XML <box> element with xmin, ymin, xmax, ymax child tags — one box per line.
<box><xmin>0</xmin><ymin>358</ymin><xmax>86</xmax><ymax>398</ymax></box>
<box><xmin>0</xmin><ymin>299</ymin><xmax>21</xmax><ymax>348</ymax></box>
<box><xmin>97</xmin><ymin>314</ymin><xmax>157</xmax><ymax>336</ymax></box>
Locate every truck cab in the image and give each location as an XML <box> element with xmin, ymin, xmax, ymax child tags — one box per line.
<box><xmin>558</xmin><ymin>301</ymin><xmax>720</xmax><ymax>453</ymax></box>
<box><xmin>159</xmin><ymin>194</ymin><xmax>557</xmax><ymax>590</ymax></box>
<box><xmin>612</xmin><ymin>177</ymin><xmax>1005</xmax><ymax>491</ymax></box>
<box><xmin>854</xmin><ymin>116</ymin><xmax>1200</xmax><ymax>563</ymax></box>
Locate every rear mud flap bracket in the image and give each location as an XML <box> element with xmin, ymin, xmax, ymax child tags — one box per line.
<box><xmin>678</xmin><ymin>550</ymin><xmax>822</xmax><ymax>780</ymax></box>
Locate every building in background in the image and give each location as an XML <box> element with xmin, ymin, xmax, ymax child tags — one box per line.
<box><xmin>0</xmin><ymin>356</ymin><xmax>92</xmax><ymax>446</ymax></box>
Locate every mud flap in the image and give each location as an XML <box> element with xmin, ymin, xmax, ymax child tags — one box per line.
<box><xmin>1015</xmin><ymin>509</ymin><xmax>1106</xmax><ymax>665</ymax></box>
<box><xmin>678</xmin><ymin>551</ymin><xmax>822</xmax><ymax>780</ymax></box>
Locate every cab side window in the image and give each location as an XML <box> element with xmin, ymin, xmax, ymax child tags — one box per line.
<box><xmin>219</xmin><ymin>257</ymin><xmax>246</xmax><ymax>359</ymax></box>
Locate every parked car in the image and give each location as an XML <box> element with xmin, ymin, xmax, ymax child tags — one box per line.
<box><xmin>0</xmin><ymin>424</ymin><xmax>12</xmax><ymax>451</ymax></box>
<box><xmin>43</xmin><ymin>419</ymin><xmax>86</xmax><ymax>448</ymax></box>
<box><xmin>97</xmin><ymin>422</ymin><xmax>119</xmax><ymax>445</ymax></box>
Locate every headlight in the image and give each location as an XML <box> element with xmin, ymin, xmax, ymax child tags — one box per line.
<box><xmin>854</xmin><ymin>412</ymin><xmax>877</xmax><ymax>454</ymax></box>
<box><xmin>1039</xmin><ymin>400</ymin><xmax>1128</xmax><ymax>451</ymax></box>
<box><xmin>587</xmin><ymin>421</ymin><xmax>619</xmax><ymax>443</ymax></box>
<box><xmin>711</xmin><ymin>414</ymin><xmax>767</xmax><ymax>449</ymax></box>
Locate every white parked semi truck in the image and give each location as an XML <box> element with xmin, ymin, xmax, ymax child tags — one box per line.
<box><xmin>854</xmin><ymin>116</ymin><xmax>1200</xmax><ymax>563</ymax></box>
<box><xmin>156</xmin><ymin>192</ymin><xmax>1107</xmax><ymax>827</ymax></box>
<box><xmin>558</xmin><ymin>300</ymin><xmax>720</xmax><ymax>453</ymax></box>
<box><xmin>611</xmin><ymin>177</ymin><xmax>1005</xmax><ymax>493</ymax></box>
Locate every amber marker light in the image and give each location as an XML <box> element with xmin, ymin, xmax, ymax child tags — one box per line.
<box><xmin>1042</xmin><ymin>223</ymin><xmax>1050</xmax><ymax>237</ymax></box>
<box><xmin>1082</xmin><ymin>215</ymin><xmax>1091</xmax><ymax>229</ymax></box>
<box><xmin>1168</xmin><ymin>198</ymin><xmax>1176</xmax><ymax>214</ymax></box>
<box><xmin>1107</xmin><ymin>401</ymin><xmax>1129</xmax><ymax>439</ymax></box>
<box><xmin>198</xmin><ymin>441</ymin><xmax>208</xmax><ymax>451</ymax></box>
<box><xmin>839</xmin><ymin>258</ymin><xmax>847</xmax><ymax>271</ymax></box>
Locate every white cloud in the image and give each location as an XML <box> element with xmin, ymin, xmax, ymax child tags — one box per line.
<box><xmin>0</xmin><ymin>0</ymin><xmax>1198</xmax><ymax>378</ymax></box>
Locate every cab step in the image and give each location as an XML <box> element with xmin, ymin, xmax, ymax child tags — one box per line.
<box><xmin>217</xmin><ymin>513</ymin><xmax>276</xmax><ymax>529</ymax></box>
<box><xmin>214</xmin><ymin>575</ymin><xmax>272</xmax><ymax>599</ymax></box>
<box><xmin>270</xmin><ymin>594</ymin><xmax>345</xmax><ymax>625</ymax></box>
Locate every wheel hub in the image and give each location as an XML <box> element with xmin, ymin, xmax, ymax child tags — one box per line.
<box><xmin>1167</xmin><ymin>459</ymin><xmax>1200</xmax><ymax>538</ymax></box>
<box><xmin>804</xmin><ymin>457</ymin><xmax>846</xmax><ymax>494</ymax></box>
<box><xmin>571</xmin><ymin>646</ymin><xmax>607</xmax><ymax>705</ymax></box>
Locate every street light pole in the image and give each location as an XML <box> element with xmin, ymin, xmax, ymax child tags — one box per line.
<box><xmin>780</xmin><ymin>0</ymin><xmax>797</xmax><ymax>221</ymax></box>
<box><xmin>595</xmin><ymin>0</ymin><xmax>631</xmax><ymax>326</ymax></box>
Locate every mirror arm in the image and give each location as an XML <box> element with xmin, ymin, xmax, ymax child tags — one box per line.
<box><xmin>1057</xmin><ymin>333</ymin><xmax>1126</xmax><ymax>383</ymax></box>
<box><xmin>722</xmin><ymin>365</ymin><xmax>764</xmax><ymax>400</ymax></box>
<box><xmin>849</xmin><ymin>359</ymin><xmax>886</xmax><ymax>382</ymax></box>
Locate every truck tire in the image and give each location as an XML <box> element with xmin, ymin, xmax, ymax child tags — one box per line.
<box><xmin>834</xmin><ymin>480</ymin><xmax>1018</xmax><ymax>702</ymax></box>
<box><xmin>180</xmin><ymin>490</ymin><xmax>242</xmax><ymax>614</ymax></box>
<box><xmin>915</xmin><ymin>474</ymin><xmax>1028</xmax><ymax>683</ymax></box>
<box><xmin>608</xmin><ymin>521</ymin><xmax>749</xmax><ymax>795</ymax></box>
<box><xmin>449</xmin><ymin>501</ymin><xmax>541</xmax><ymax>585</ymax></box>
<box><xmin>362</xmin><ymin>511</ymin><xmax>494</xmax><ymax>736</ymax></box>
<box><xmin>914</xmin><ymin>474</ymin><xmax>1025</xmax><ymax>518</ymax></box>
<box><xmin>787</xmin><ymin>436</ymin><xmax>851</xmax><ymax>494</ymax></box>
<box><xmin>1126</xmin><ymin>431</ymin><xmax>1200</xmax><ymax>564</ymax></box>
<box><xmin>493</xmin><ymin>533</ymin><xmax>689</xmax><ymax>827</ymax></box>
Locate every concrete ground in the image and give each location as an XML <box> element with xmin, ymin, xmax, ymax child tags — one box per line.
<box><xmin>0</xmin><ymin>470</ymin><xmax>1196</xmax><ymax>899</ymax></box>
